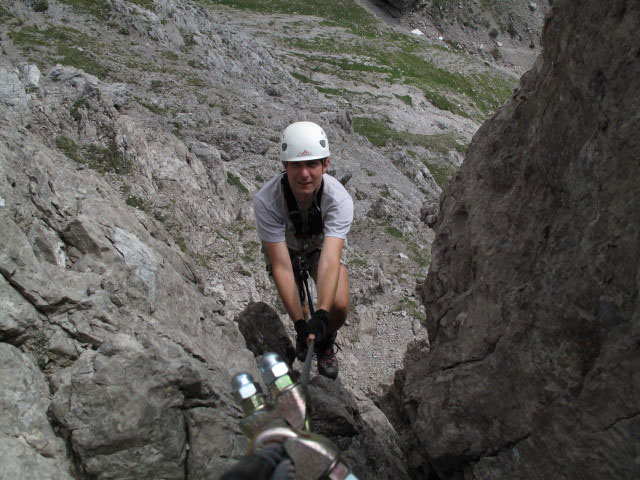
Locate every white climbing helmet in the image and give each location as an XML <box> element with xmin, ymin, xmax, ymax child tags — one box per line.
<box><xmin>279</xmin><ymin>121</ymin><xmax>330</xmax><ymax>162</ymax></box>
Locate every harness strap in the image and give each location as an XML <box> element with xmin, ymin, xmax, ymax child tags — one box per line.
<box><xmin>281</xmin><ymin>174</ymin><xmax>324</xmax><ymax>238</ymax></box>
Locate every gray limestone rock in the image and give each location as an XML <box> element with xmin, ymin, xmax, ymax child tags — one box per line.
<box><xmin>405</xmin><ymin>1</ymin><xmax>640</xmax><ymax>478</ymax></box>
<box><xmin>235</xmin><ymin>301</ymin><xmax>296</xmax><ymax>366</ymax></box>
<box><xmin>0</xmin><ymin>343</ymin><xmax>74</xmax><ymax>479</ymax></box>
<box><xmin>309</xmin><ymin>376</ymin><xmax>412</xmax><ymax>480</ymax></box>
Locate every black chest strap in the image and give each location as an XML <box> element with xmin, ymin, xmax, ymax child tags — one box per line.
<box><xmin>281</xmin><ymin>173</ymin><xmax>324</xmax><ymax>238</ymax></box>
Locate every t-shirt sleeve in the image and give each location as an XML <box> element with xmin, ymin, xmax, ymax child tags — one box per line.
<box><xmin>253</xmin><ymin>195</ymin><xmax>286</xmax><ymax>243</ymax></box>
<box><xmin>323</xmin><ymin>196</ymin><xmax>354</xmax><ymax>239</ymax></box>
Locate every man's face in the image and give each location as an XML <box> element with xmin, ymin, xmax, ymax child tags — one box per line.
<box><xmin>284</xmin><ymin>158</ymin><xmax>329</xmax><ymax>199</ymax></box>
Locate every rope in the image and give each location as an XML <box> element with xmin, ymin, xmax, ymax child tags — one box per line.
<box><xmin>296</xmin><ymin>252</ymin><xmax>315</xmax><ymax>389</ymax></box>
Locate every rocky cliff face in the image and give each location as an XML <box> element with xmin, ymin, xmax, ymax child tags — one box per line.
<box><xmin>406</xmin><ymin>0</ymin><xmax>640</xmax><ymax>478</ymax></box>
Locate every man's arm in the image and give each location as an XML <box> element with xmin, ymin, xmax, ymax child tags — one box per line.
<box><xmin>315</xmin><ymin>236</ymin><xmax>344</xmax><ymax>313</ymax></box>
<box><xmin>263</xmin><ymin>241</ymin><xmax>305</xmax><ymax>322</ymax></box>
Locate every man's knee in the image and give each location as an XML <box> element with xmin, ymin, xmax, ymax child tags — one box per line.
<box><xmin>330</xmin><ymin>299</ymin><xmax>348</xmax><ymax>322</ymax></box>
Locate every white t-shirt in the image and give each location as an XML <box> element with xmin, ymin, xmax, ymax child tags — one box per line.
<box><xmin>253</xmin><ymin>173</ymin><xmax>354</xmax><ymax>252</ymax></box>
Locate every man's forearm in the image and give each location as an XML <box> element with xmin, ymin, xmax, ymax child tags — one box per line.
<box><xmin>315</xmin><ymin>237</ymin><xmax>344</xmax><ymax>313</ymax></box>
<box><xmin>271</xmin><ymin>263</ymin><xmax>305</xmax><ymax>321</ymax></box>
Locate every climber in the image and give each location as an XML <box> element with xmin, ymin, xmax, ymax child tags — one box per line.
<box><xmin>253</xmin><ymin>121</ymin><xmax>354</xmax><ymax>379</ymax></box>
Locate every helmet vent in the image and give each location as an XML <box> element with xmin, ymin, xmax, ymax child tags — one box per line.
<box><xmin>281</xmin><ymin>143</ymin><xmax>288</xmax><ymax>152</ymax></box>
<box><xmin>319</xmin><ymin>140</ymin><xmax>326</xmax><ymax>148</ymax></box>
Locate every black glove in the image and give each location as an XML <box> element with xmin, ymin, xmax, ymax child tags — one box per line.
<box><xmin>219</xmin><ymin>443</ymin><xmax>286</xmax><ymax>480</ymax></box>
<box><xmin>306</xmin><ymin>309</ymin><xmax>329</xmax><ymax>345</ymax></box>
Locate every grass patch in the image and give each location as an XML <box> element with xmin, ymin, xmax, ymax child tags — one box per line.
<box><xmin>286</xmin><ymin>36</ymin><xmax>515</xmax><ymax>118</ymax></box>
<box><xmin>353</xmin><ymin>117</ymin><xmax>466</xmax><ymax>155</ymax></box>
<box><xmin>125</xmin><ymin>195</ymin><xmax>149</xmax><ymax>211</ymax></box>
<box><xmin>291</xmin><ymin>71</ymin><xmax>315</xmax><ymax>84</ymax></box>
<box><xmin>350</xmin><ymin>257</ymin><xmax>369</xmax><ymax>268</ymax></box>
<box><xmin>58</xmin><ymin>0</ymin><xmax>112</xmax><ymax>21</ymax></box>
<box><xmin>163</xmin><ymin>50</ymin><xmax>180</xmax><ymax>60</ymax></box>
<box><xmin>242</xmin><ymin>240</ymin><xmax>260</xmax><ymax>263</ymax></box>
<box><xmin>176</xmin><ymin>236</ymin><xmax>188</xmax><ymax>252</ymax></box>
<box><xmin>136</xmin><ymin>97</ymin><xmax>166</xmax><ymax>114</ymax></box>
<box><xmin>392</xmin><ymin>297</ymin><xmax>426</xmax><ymax>323</ymax></box>
<box><xmin>406</xmin><ymin>240</ymin><xmax>430</xmax><ymax>268</ymax></box>
<box><xmin>0</xmin><ymin>5</ymin><xmax>13</xmax><ymax>21</ymax></box>
<box><xmin>9</xmin><ymin>25</ymin><xmax>109</xmax><ymax>78</ymax></box>
<box><xmin>227</xmin><ymin>172</ymin><xmax>249</xmax><ymax>194</ymax></box>
<box><xmin>33</xmin><ymin>0</ymin><xmax>49</xmax><ymax>12</ymax></box>
<box><xmin>423</xmin><ymin>159</ymin><xmax>457</xmax><ymax>189</ymax></box>
<box><xmin>70</xmin><ymin>98</ymin><xmax>87</xmax><ymax>122</ymax></box>
<box><xmin>394</xmin><ymin>93</ymin><xmax>412</xmax><ymax>106</ymax></box>
<box><xmin>197</xmin><ymin>0</ymin><xmax>380</xmax><ymax>37</ymax></box>
<box><xmin>126</xmin><ymin>0</ymin><xmax>156</xmax><ymax>9</ymax></box>
<box><xmin>55</xmin><ymin>136</ymin><xmax>132</xmax><ymax>174</ymax></box>
<box><xmin>386</xmin><ymin>226</ymin><xmax>404</xmax><ymax>238</ymax></box>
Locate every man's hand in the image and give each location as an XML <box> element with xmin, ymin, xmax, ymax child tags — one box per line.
<box><xmin>307</xmin><ymin>309</ymin><xmax>329</xmax><ymax>344</ymax></box>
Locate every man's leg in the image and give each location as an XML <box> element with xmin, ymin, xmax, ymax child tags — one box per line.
<box><xmin>311</xmin><ymin>263</ymin><xmax>349</xmax><ymax>379</ymax></box>
<box><xmin>327</xmin><ymin>263</ymin><xmax>349</xmax><ymax>333</ymax></box>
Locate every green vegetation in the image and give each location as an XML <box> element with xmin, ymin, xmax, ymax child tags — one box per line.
<box><xmin>353</xmin><ymin>117</ymin><xmax>466</xmax><ymax>155</ymax></box>
<box><xmin>394</xmin><ymin>94</ymin><xmax>412</xmax><ymax>106</ymax></box>
<box><xmin>197</xmin><ymin>0</ymin><xmax>380</xmax><ymax>37</ymax></box>
<box><xmin>162</xmin><ymin>50</ymin><xmax>180</xmax><ymax>60</ymax></box>
<box><xmin>8</xmin><ymin>25</ymin><xmax>109</xmax><ymax>78</ymax></box>
<box><xmin>33</xmin><ymin>0</ymin><xmax>49</xmax><ymax>12</ymax></box>
<box><xmin>286</xmin><ymin>37</ymin><xmax>515</xmax><ymax>118</ymax></box>
<box><xmin>227</xmin><ymin>172</ymin><xmax>249</xmax><ymax>194</ymax></box>
<box><xmin>176</xmin><ymin>236</ymin><xmax>188</xmax><ymax>252</ymax></box>
<box><xmin>137</xmin><ymin>98</ymin><xmax>166</xmax><ymax>114</ymax></box>
<box><xmin>125</xmin><ymin>195</ymin><xmax>149</xmax><ymax>211</ymax></box>
<box><xmin>70</xmin><ymin>98</ymin><xmax>87</xmax><ymax>122</ymax></box>
<box><xmin>291</xmin><ymin>72</ymin><xmax>315</xmax><ymax>84</ymax></box>
<box><xmin>197</xmin><ymin>0</ymin><xmax>515</xmax><ymax>119</ymax></box>
<box><xmin>392</xmin><ymin>297</ymin><xmax>426</xmax><ymax>323</ymax></box>
<box><xmin>349</xmin><ymin>257</ymin><xmax>369</xmax><ymax>268</ymax></box>
<box><xmin>58</xmin><ymin>0</ymin><xmax>112</xmax><ymax>21</ymax></box>
<box><xmin>406</xmin><ymin>240</ymin><xmax>430</xmax><ymax>268</ymax></box>
<box><xmin>423</xmin><ymin>159</ymin><xmax>457</xmax><ymax>189</ymax></box>
<box><xmin>242</xmin><ymin>240</ymin><xmax>260</xmax><ymax>263</ymax></box>
<box><xmin>0</xmin><ymin>5</ymin><xmax>12</xmax><ymax>21</ymax></box>
<box><xmin>126</xmin><ymin>0</ymin><xmax>156</xmax><ymax>9</ymax></box>
<box><xmin>354</xmin><ymin>189</ymin><xmax>368</xmax><ymax>200</ymax></box>
<box><xmin>55</xmin><ymin>136</ymin><xmax>132</xmax><ymax>174</ymax></box>
<box><xmin>386</xmin><ymin>225</ymin><xmax>404</xmax><ymax>239</ymax></box>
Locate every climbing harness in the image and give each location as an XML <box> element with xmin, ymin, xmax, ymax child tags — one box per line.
<box><xmin>281</xmin><ymin>173</ymin><xmax>324</xmax><ymax>239</ymax></box>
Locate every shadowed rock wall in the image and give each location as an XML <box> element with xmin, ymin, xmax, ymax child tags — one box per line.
<box><xmin>404</xmin><ymin>0</ymin><xmax>640</xmax><ymax>478</ymax></box>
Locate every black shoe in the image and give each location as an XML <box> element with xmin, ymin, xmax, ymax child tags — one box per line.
<box><xmin>294</xmin><ymin>320</ymin><xmax>308</xmax><ymax>362</ymax></box>
<box><xmin>317</xmin><ymin>333</ymin><xmax>339</xmax><ymax>379</ymax></box>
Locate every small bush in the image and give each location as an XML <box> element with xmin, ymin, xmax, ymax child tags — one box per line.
<box><xmin>126</xmin><ymin>195</ymin><xmax>148</xmax><ymax>211</ymax></box>
<box><xmin>33</xmin><ymin>0</ymin><xmax>49</xmax><ymax>12</ymax></box>
<box><xmin>489</xmin><ymin>28</ymin><xmax>499</xmax><ymax>39</ymax></box>
<box><xmin>70</xmin><ymin>98</ymin><xmax>87</xmax><ymax>122</ymax></box>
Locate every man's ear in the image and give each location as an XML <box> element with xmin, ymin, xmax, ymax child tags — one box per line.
<box><xmin>322</xmin><ymin>157</ymin><xmax>330</xmax><ymax>172</ymax></box>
